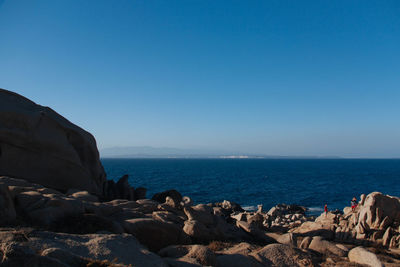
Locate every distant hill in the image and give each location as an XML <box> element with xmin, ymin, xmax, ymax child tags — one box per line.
<box><xmin>99</xmin><ymin>146</ymin><xmax>341</xmax><ymax>159</ymax></box>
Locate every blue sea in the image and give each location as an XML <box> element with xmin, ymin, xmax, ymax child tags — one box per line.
<box><xmin>102</xmin><ymin>159</ymin><xmax>400</xmax><ymax>214</ymax></box>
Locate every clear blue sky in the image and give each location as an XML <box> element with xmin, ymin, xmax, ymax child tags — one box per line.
<box><xmin>1</xmin><ymin>1</ymin><xmax>399</xmax><ymax>157</ymax></box>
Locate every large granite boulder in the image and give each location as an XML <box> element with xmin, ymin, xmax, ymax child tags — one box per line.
<box><xmin>348</xmin><ymin>246</ymin><xmax>383</xmax><ymax>267</ymax></box>
<box><xmin>0</xmin><ymin>89</ymin><xmax>106</xmax><ymax>195</ymax></box>
<box><xmin>308</xmin><ymin>236</ymin><xmax>348</xmax><ymax>257</ymax></box>
<box><xmin>357</xmin><ymin>192</ymin><xmax>400</xmax><ymax>230</ymax></box>
<box><xmin>250</xmin><ymin>243</ymin><xmax>314</xmax><ymax>267</ymax></box>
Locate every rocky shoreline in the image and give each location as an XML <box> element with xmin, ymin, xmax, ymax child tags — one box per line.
<box><xmin>1</xmin><ymin>89</ymin><xmax>399</xmax><ymax>266</ymax></box>
<box><xmin>1</xmin><ymin>175</ymin><xmax>400</xmax><ymax>266</ymax></box>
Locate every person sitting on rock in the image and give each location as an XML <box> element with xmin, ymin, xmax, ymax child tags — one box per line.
<box><xmin>351</xmin><ymin>197</ymin><xmax>358</xmax><ymax>211</ymax></box>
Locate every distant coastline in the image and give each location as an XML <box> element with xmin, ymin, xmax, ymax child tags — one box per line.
<box><xmin>100</xmin><ymin>146</ymin><xmax>344</xmax><ymax>159</ymax></box>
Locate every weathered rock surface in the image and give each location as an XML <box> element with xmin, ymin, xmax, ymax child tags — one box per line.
<box><xmin>291</xmin><ymin>221</ymin><xmax>335</xmax><ymax>240</ymax></box>
<box><xmin>124</xmin><ymin>218</ymin><xmax>189</xmax><ymax>252</ymax></box>
<box><xmin>0</xmin><ymin>229</ymin><xmax>168</xmax><ymax>267</ymax></box>
<box><xmin>348</xmin><ymin>246</ymin><xmax>383</xmax><ymax>267</ymax></box>
<box><xmin>159</xmin><ymin>244</ymin><xmax>216</xmax><ymax>266</ymax></box>
<box><xmin>275</xmin><ymin>233</ymin><xmax>297</xmax><ymax>246</ymax></box>
<box><xmin>299</xmin><ymin>236</ymin><xmax>312</xmax><ymax>249</ymax></box>
<box><xmin>250</xmin><ymin>243</ymin><xmax>314</xmax><ymax>267</ymax></box>
<box><xmin>0</xmin><ymin>89</ymin><xmax>106</xmax><ymax>195</ymax></box>
<box><xmin>15</xmin><ymin>190</ymin><xmax>84</xmax><ymax>226</ymax></box>
<box><xmin>308</xmin><ymin>236</ymin><xmax>347</xmax><ymax>257</ymax></box>
<box><xmin>358</xmin><ymin>192</ymin><xmax>400</xmax><ymax>230</ymax></box>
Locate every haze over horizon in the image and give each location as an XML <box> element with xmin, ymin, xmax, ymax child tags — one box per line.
<box><xmin>1</xmin><ymin>1</ymin><xmax>399</xmax><ymax>158</ymax></box>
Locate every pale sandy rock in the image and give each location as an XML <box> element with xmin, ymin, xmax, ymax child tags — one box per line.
<box><xmin>185</xmin><ymin>245</ymin><xmax>216</xmax><ymax>266</ymax></box>
<box><xmin>308</xmin><ymin>236</ymin><xmax>347</xmax><ymax>257</ymax></box>
<box><xmin>357</xmin><ymin>192</ymin><xmax>400</xmax><ymax>230</ymax></box>
<box><xmin>184</xmin><ymin>204</ymin><xmax>215</xmax><ymax>226</ymax></box>
<box><xmin>382</xmin><ymin>227</ymin><xmax>393</xmax><ymax>247</ymax></box>
<box><xmin>315</xmin><ymin>212</ymin><xmax>338</xmax><ymax>225</ymax></box>
<box><xmin>360</xmin><ymin>194</ymin><xmax>366</xmax><ymax>205</ymax></box>
<box><xmin>183</xmin><ymin>220</ymin><xmax>214</xmax><ymax>242</ymax></box>
<box><xmin>276</xmin><ymin>233</ymin><xmax>297</xmax><ymax>247</ymax></box>
<box><xmin>30</xmin><ymin>231</ymin><xmax>167</xmax><ymax>267</ymax></box>
<box><xmin>1</xmin><ymin>177</ymin><xmax>62</xmax><ymax>198</ymax></box>
<box><xmin>343</xmin><ymin>206</ymin><xmax>352</xmax><ymax>215</ymax></box>
<box><xmin>291</xmin><ymin>221</ymin><xmax>335</xmax><ymax>239</ymax></box>
<box><xmin>236</xmin><ymin>221</ymin><xmax>275</xmax><ymax>243</ymax></box>
<box><xmin>348</xmin><ymin>246</ymin><xmax>382</xmax><ymax>267</ymax></box>
<box><xmin>251</xmin><ymin>243</ymin><xmax>313</xmax><ymax>267</ymax></box>
<box><xmin>219</xmin><ymin>242</ymin><xmax>260</xmax><ymax>256</ymax></box>
<box><xmin>335</xmin><ymin>244</ymin><xmax>349</xmax><ymax>252</ymax></box>
<box><xmin>267</xmin><ymin>207</ymin><xmax>278</xmax><ymax>217</ymax></box>
<box><xmin>0</xmin><ymin>89</ymin><xmax>106</xmax><ymax>195</ymax></box>
<box><xmin>0</xmin><ymin>229</ymin><xmax>166</xmax><ymax>267</ymax></box>
<box><xmin>299</xmin><ymin>236</ymin><xmax>312</xmax><ymax>249</ymax></box>
<box><xmin>247</xmin><ymin>213</ymin><xmax>264</xmax><ymax>228</ymax></box>
<box><xmin>71</xmin><ymin>191</ymin><xmax>99</xmax><ymax>202</ymax></box>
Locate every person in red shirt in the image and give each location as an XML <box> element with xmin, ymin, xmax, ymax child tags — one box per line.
<box><xmin>324</xmin><ymin>204</ymin><xmax>328</xmax><ymax>216</ymax></box>
<box><xmin>351</xmin><ymin>197</ymin><xmax>358</xmax><ymax>212</ymax></box>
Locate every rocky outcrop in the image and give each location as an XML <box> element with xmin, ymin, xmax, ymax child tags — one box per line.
<box><xmin>1</xmin><ymin>174</ymin><xmax>399</xmax><ymax>266</ymax></box>
<box><xmin>102</xmin><ymin>174</ymin><xmax>143</xmax><ymax>201</ymax></box>
<box><xmin>0</xmin><ymin>89</ymin><xmax>106</xmax><ymax>195</ymax></box>
<box><xmin>358</xmin><ymin>192</ymin><xmax>400</xmax><ymax>229</ymax></box>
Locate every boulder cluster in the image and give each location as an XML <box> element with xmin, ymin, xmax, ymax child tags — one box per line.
<box><xmin>0</xmin><ymin>89</ymin><xmax>399</xmax><ymax>266</ymax></box>
<box><xmin>1</xmin><ymin>174</ymin><xmax>400</xmax><ymax>266</ymax></box>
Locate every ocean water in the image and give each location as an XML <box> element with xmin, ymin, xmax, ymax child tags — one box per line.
<box><xmin>101</xmin><ymin>159</ymin><xmax>400</xmax><ymax>214</ymax></box>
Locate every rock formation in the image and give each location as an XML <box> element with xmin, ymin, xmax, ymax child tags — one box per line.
<box><xmin>1</xmin><ymin>175</ymin><xmax>400</xmax><ymax>266</ymax></box>
<box><xmin>0</xmin><ymin>89</ymin><xmax>106</xmax><ymax>195</ymax></box>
